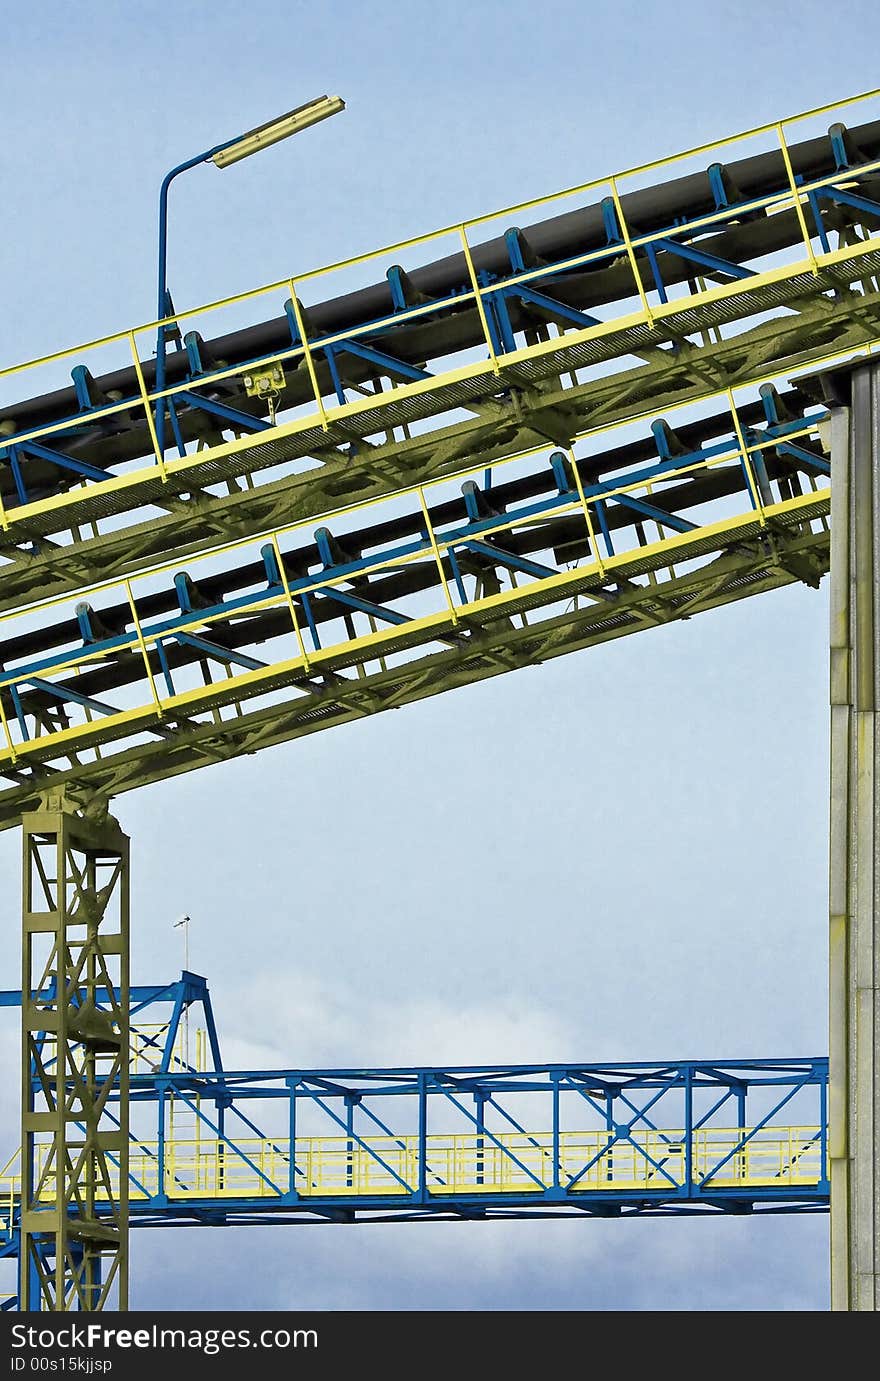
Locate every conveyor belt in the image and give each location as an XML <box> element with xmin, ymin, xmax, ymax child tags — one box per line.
<box><xmin>1</xmin><ymin>92</ymin><xmax>874</xmax><ymax>822</ymax></box>
<box><xmin>4</xmin><ymin>113</ymin><xmax>880</xmax><ymax>456</ymax></box>
<box><xmin>1</xmin><ymin>95</ymin><xmax>878</xmax><ymax>612</ymax></box>
<box><xmin>0</xmin><ymin>372</ymin><xmax>830</xmax><ymax>823</ymax></box>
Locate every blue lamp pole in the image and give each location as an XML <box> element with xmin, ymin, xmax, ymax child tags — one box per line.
<box><xmin>154</xmin><ymin>95</ymin><xmax>345</xmax><ymax>457</ymax></box>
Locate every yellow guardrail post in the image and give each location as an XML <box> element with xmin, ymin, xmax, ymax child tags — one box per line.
<box><xmin>417</xmin><ymin>486</ymin><xmax>459</xmax><ymax>624</ymax></box>
<box><xmin>0</xmin><ymin>688</ymin><xmax>17</xmax><ymax>762</ymax></box>
<box><xmin>269</xmin><ymin>531</ymin><xmax>311</xmax><ymax>671</ymax></box>
<box><xmin>776</xmin><ymin>123</ymin><xmax>820</xmax><ymax>275</ymax></box>
<box><xmin>287</xmin><ymin>281</ymin><xmax>329</xmax><ymax>431</ymax></box>
<box><xmin>726</xmin><ymin>390</ymin><xmax>766</xmax><ymax>527</ymax></box>
<box><xmin>609</xmin><ymin>177</ymin><xmax>655</xmax><ymax>327</ymax></box>
<box><xmin>459</xmin><ymin>225</ymin><xmax>501</xmax><ymax>373</ymax></box>
<box><xmin>566</xmin><ymin>447</ymin><xmax>607</xmax><ymax>578</ymax></box>
<box><xmin>124</xmin><ymin>579</ymin><xmax>164</xmax><ymax>717</ymax></box>
<box><xmin>128</xmin><ymin>332</ymin><xmax>168</xmax><ymax>480</ymax></box>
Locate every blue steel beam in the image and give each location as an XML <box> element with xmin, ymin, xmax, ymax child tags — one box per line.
<box><xmin>0</xmin><ymin>977</ymin><xmax>830</xmax><ymax>1248</ymax></box>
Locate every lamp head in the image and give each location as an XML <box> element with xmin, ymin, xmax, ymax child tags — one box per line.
<box><xmin>211</xmin><ymin>95</ymin><xmax>345</xmax><ymax>169</ymax></box>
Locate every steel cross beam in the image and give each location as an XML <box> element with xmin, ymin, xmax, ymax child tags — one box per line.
<box><xmin>19</xmin><ymin>790</ymin><xmax>130</xmax><ymax>1311</ymax></box>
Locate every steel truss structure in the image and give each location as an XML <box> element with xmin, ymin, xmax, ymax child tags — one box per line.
<box><xmin>1</xmin><ymin>92</ymin><xmax>880</xmax><ymax>599</ymax></box>
<box><xmin>0</xmin><ymin>972</ymin><xmax>829</xmax><ymax>1306</ymax></box>
<box><xmin>2</xmin><ymin>86</ymin><xmax>879</xmax><ymax>1308</ymax></box>
<box><xmin>0</xmin><ymin>374</ymin><xmax>835</xmax><ymax>822</ymax></box>
<box><xmin>18</xmin><ymin>790</ymin><xmax>129</xmax><ymax>1310</ymax></box>
<box><xmin>2</xmin><ymin>94</ymin><xmax>880</xmax><ymax>823</ymax></box>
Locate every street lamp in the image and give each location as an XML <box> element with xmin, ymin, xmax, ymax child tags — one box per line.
<box><xmin>154</xmin><ymin>95</ymin><xmax>345</xmax><ymax>453</ymax></box>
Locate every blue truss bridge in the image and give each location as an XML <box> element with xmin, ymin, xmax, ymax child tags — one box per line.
<box><xmin>0</xmin><ymin>974</ymin><xmax>829</xmax><ymax>1271</ymax></box>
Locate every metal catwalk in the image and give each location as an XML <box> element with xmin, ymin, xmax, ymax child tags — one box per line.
<box><xmin>0</xmin><ymin>973</ymin><xmax>829</xmax><ymax>1297</ymax></box>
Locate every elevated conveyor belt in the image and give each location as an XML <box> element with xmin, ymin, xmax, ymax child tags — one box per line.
<box><xmin>0</xmin><ymin>367</ymin><xmax>832</xmax><ymax>823</ymax></box>
<box><xmin>1</xmin><ymin>91</ymin><xmax>879</xmax><ymax>610</ymax></box>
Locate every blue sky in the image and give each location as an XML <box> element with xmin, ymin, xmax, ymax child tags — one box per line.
<box><xmin>3</xmin><ymin>0</ymin><xmax>877</xmax><ymax>1310</ymax></box>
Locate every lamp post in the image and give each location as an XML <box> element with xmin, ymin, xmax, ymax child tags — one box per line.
<box><xmin>154</xmin><ymin>94</ymin><xmax>345</xmax><ymax>454</ymax></box>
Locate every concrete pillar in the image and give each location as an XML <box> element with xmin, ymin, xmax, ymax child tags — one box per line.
<box><xmin>828</xmin><ymin>357</ymin><xmax>880</xmax><ymax>1311</ymax></box>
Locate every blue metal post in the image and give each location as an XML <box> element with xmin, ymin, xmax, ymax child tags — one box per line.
<box><xmin>417</xmin><ymin>1074</ymin><xmax>428</xmax><ymax>1203</ymax></box>
<box><xmin>156</xmin><ymin>1082</ymin><xmax>168</xmax><ymax>1206</ymax></box>
<box><xmin>551</xmin><ymin>1071</ymin><xmax>561</xmax><ymax>1196</ymax></box>
<box><xmin>345</xmin><ymin>1095</ymin><xmax>355</xmax><ymax>1190</ymax></box>
<box><xmin>736</xmin><ymin>1085</ymin><xmax>747</xmax><ymax>1185</ymax></box>
<box><xmin>684</xmin><ymin>1065</ymin><xmax>694</xmax><ymax>1198</ymax></box>
<box><xmin>475</xmin><ymin>1092</ymin><xmax>486</xmax><ymax>1187</ymax></box>
<box><xmin>819</xmin><ymin>1070</ymin><xmax>829</xmax><ymax>1191</ymax></box>
<box><xmin>287</xmin><ymin>1078</ymin><xmax>298</xmax><ymax>1199</ymax></box>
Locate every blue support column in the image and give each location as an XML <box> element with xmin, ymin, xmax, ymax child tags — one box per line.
<box><xmin>736</xmin><ymin>1086</ymin><xmax>747</xmax><ymax>1187</ymax></box>
<box><xmin>345</xmin><ymin>1096</ymin><xmax>355</xmax><ymax>1191</ymax></box>
<box><xmin>551</xmin><ymin>1071</ymin><xmax>562</xmax><ymax>1198</ymax></box>
<box><xmin>475</xmin><ymin>1092</ymin><xmax>486</xmax><ymax>1187</ymax></box>
<box><xmin>684</xmin><ymin>1066</ymin><xmax>694</xmax><ymax>1199</ymax></box>
<box><xmin>287</xmin><ymin>1078</ymin><xmax>298</xmax><ymax>1199</ymax></box>
<box><xmin>156</xmin><ymin>1083</ymin><xmax>168</xmax><ymax>1207</ymax></box>
<box><xmin>417</xmin><ymin>1074</ymin><xmax>428</xmax><ymax>1204</ymax></box>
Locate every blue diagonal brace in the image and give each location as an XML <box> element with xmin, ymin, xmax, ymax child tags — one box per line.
<box><xmin>18</xmin><ymin>440</ymin><xmax>109</xmax><ymax>485</ymax></box>
<box><xmin>437</xmin><ymin>1087</ymin><xmax>547</xmax><ymax>1190</ymax></box>
<box><xmin>698</xmin><ymin>1079</ymin><xmax>808</xmax><ymax>1188</ymax></box>
<box><xmin>618</xmin><ymin>1131</ymin><xmax>684</xmax><ymax>1189</ymax></box>
<box><xmin>814</xmin><ymin>184</ymin><xmax>880</xmax><ymax>224</ymax></box>
<box><xmin>156</xmin><ymin>640</ymin><xmax>176</xmax><ymax>697</ymax></box>
<box><xmin>652</xmin><ymin>237</ymin><xmax>755</xmax><ymax>282</ymax></box>
<box><xmin>176</xmin><ymin>390</ymin><xmax>272</xmax><ymax>434</ymax></box>
<box><xmin>170</xmin><ymin>1090</ymin><xmax>285</xmax><ymax>1198</ymax></box>
<box><xmin>310</xmin><ymin>1095</ymin><xmax>416</xmax><ymax>1194</ymax></box>
<box><xmin>331</xmin><ymin>338</ymin><xmax>432</xmax><ymax>383</ymax></box>
<box><xmin>608</xmin><ymin>493</ymin><xmax>697</xmax><ymax>534</ymax></box>
<box><xmin>315</xmin><ymin>587</ymin><xmax>410</xmax><ymax>626</ymax></box>
<box><xmin>772</xmin><ymin>439</ymin><xmax>831</xmax><ymax>475</ymax></box>
<box><xmin>563</xmin><ymin>1078</ymin><xmax>679</xmax><ymax>1190</ymax></box>
<box><xmin>4</xmin><ymin>447</ymin><xmax>28</xmax><ymax>505</ymax></box>
<box><xmin>460</xmin><ymin>538</ymin><xmax>558</xmax><ymax>581</ymax></box>
<box><xmin>173</xmin><ymin>631</ymin><xmax>267</xmax><ymax>671</ymax></box>
<box><xmin>499</xmin><ymin>283</ymin><xmax>602</xmax><ymax>331</ymax></box>
<box><xmin>18</xmin><ymin>677</ymin><xmax>119</xmax><ymax>718</ymax></box>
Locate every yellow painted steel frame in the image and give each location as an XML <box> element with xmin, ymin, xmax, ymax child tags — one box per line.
<box><xmin>20</xmin><ymin>790</ymin><xmax>129</xmax><ymax>1311</ymax></box>
<box><xmin>1</xmin><ymin>88</ymin><xmax>879</xmax><ymax>560</ymax></box>
<box><xmin>0</xmin><ymin>380</ymin><xmax>830</xmax><ymax>808</ymax></box>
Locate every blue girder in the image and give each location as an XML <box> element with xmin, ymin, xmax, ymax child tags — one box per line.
<box><xmin>0</xmin><ymin>974</ymin><xmax>830</xmax><ymax>1265</ymax></box>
